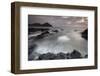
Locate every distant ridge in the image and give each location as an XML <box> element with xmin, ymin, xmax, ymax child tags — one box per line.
<box><xmin>29</xmin><ymin>23</ymin><xmax>53</xmax><ymax>28</ymax></box>
<box><xmin>28</xmin><ymin>23</ymin><xmax>53</xmax><ymax>34</ymax></box>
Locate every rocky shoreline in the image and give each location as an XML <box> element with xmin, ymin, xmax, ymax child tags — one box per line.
<box><xmin>29</xmin><ymin>50</ymin><xmax>88</xmax><ymax>60</ymax></box>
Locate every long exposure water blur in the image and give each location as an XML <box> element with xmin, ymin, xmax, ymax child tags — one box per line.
<box><xmin>28</xmin><ymin>15</ymin><xmax>88</xmax><ymax>60</ymax></box>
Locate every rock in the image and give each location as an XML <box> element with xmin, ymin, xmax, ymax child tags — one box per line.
<box><xmin>42</xmin><ymin>23</ymin><xmax>53</xmax><ymax>27</ymax></box>
<box><xmin>28</xmin><ymin>44</ymin><xmax>37</xmax><ymax>55</ymax></box>
<box><xmin>28</xmin><ymin>23</ymin><xmax>53</xmax><ymax>34</ymax></box>
<box><xmin>56</xmin><ymin>52</ymin><xmax>66</xmax><ymax>59</ymax></box>
<box><xmin>28</xmin><ymin>52</ymin><xmax>39</xmax><ymax>61</ymax></box>
<box><xmin>38</xmin><ymin>53</ymin><xmax>56</xmax><ymax>60</ymax></box>
<box><xmin>84</xmin><ymin>54</ymin><xmax>88</xmax><ymax>58</ymax></box>
<box><xmin>66</xmin><ymin>53</ymin><xmax>71</xmax><ymax>59</ymax></box>
<box><xmin>52</xmin><ymin>30</ymin><xmax>59</xmax><ymax>33</ymax></box>
<box><xmin>81</xmin><ymin>29</ymin><xmax>88</xmax><ymax>40</ymax></box>
<box><xmin>70</xmin><ymin>50</ymin><xmax>82</xmax><ymax>59</ymax></box>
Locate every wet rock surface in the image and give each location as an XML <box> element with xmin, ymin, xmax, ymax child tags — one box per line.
<box><xmin>70</xmin><ymin>50</ymin><xmax>82</xmax><ymax>59</ymax></box>
<box><xmin>56</xmin><ymin>52</ymin><xmax>66</xmax><ymax>59</ymax></box>
<box><xmin>38</xmin><ymin>53</ymin><xmax>56</xmax><ymax>60</ymax></box>
<box><xmin>32</xmin><ymin>50</ymin><xmax>85</xmax><ymax>60</ymax></box>
<box><xmin>84</xmin><ymin>54</ymin><xmax>88</xmax><ymax>58</ymax></box>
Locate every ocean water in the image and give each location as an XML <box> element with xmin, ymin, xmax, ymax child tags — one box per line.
<box><xmin>28</xmin><ymin>30</ymin><xmax>87</xmax><ymax>60</ymax></box>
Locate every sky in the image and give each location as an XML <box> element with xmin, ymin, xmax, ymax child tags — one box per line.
<box><xmin>28</xmin><ymin>15</ymin><xmax>88</xmax><ymax>32</ymax></box>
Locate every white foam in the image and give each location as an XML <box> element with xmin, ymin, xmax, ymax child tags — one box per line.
<box><xmin>57</xmin><ymin>35</ymin><xmax>70</xmax><ymax>42</ymax></box>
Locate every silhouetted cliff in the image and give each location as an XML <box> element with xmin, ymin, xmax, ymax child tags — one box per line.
<box><xmin>28</xmin><ymin>23</ymin><xmax>53</xmax><ymax>34</ymax></box>
<box><xmin>81</xmin><ymin>29</ymin><xmax>88</xmax><ymax>40</ymax></box>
